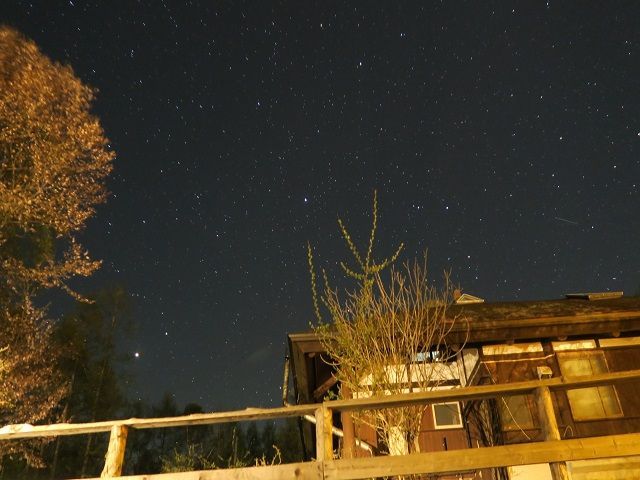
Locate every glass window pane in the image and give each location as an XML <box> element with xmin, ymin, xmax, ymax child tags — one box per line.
<box><xmin>588</xmin><ymin>354</ymin><xmax>607</xmax><ymax>374</ymax></box>
<box><xmin>598</xmin><ymin>386</ymin><xmax>623</xmax><ymax>416</ymax></box>
<box><xmin>433</xmin><ymin>402</ymin><xmax>462</xmax><ymax>428</ymax></box>
<box><xmin>558</xmin><ymin>351</ymin><xmax>622</xmax><ymax>420</ymax></box>
<box><xmin>500</xmin><ymin>395</ymin><xmax>535</xmax><ymax>430</ymax></box>
<box><xmin>566</xmin><ymin>388</ymin><xmax>605</xmax><ymax>419</ymax></box>
<box><xmin>559</xmin><ymin>357</ymin><xmax>593</xmax><ymax>376</ymax></box>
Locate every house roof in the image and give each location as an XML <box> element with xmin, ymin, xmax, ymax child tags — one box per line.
<box><xmin>447</xmin><ymin>295</ymin><xmax>640</xmax><ymax>322</ymax></box>
<box><xmin>288</xmin><ymin>296</ymin><xmax>640</xmax><ymax>405</ymax></box>
<box><xmin>444</xmin><ymin>295</ymin><xmax>640</xmax><ymax>344</ymax></box>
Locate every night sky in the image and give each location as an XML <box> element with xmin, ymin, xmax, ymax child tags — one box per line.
<box><xmin>2</xmin><ymin>2</ymin><xmax>639</xmax><ymax>412</ymax></box>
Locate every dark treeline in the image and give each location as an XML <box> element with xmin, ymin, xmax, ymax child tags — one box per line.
<box><xmin>3</xmin><ymin>407</ymin><xmax>303</xmax><ymax>478</ymax></box>
<box><xmin>0</xmin><ymin>288</ymin><xmax>303</xmax><ymax>478</ymax></box>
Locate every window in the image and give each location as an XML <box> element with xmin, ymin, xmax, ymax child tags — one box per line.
<box><xmin>482</xmin><ymin>342</ymin><xmax>544</xmax><ymax>355</ymax></box>
<box><xmin>499</xmin><ymin>395</ymin><xmax>535</xmax><ymax>430</ymax></box>
<box><xmin>552</xmin><ymin>340</ymin><xmax>597</xmax><ymax>351</ymax></box>
<box><xmin>557</xmin><ymin>351</ymin><xmax>622</xmax><ymax>420</ymax></box>
<box><xmin>432</xmin><ymin>402</ymin><xmax>463</xmax><ymax>429</ymax></box>
<box><xmin>414</xmin><ymin>347</ymin><xmax>456</xmax><ymax>363</ymax></box>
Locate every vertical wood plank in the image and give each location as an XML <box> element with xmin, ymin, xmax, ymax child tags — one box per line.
<box><xmin>315</xmin><ymin>406</ymin><xmax>325</xmax><ymax>462</ymax></box>
<box><xmin>340</xmin><ymin>412</ymin><xmax>355</xmax><ymax>458</ymax></box>
<box><xmin>322</xmin><ymin>406</ymin><xmax>333</xmax><ymax>461</ymax></box>
<box><xmin>534</xmin><ymin>386</ymin><xmax>569</xmax><ymax>480</ymax></box>
<box><xmin>315</xmin><ymin>405</ymin><xmax>333</xmax><ymax>462</ymax></box>
<box><xmin>340</xmin><ymin>386</ymin><xmax>355</xmax><ymax>459</ymax></box>
<box><xmin>101</xmin><ymin>424</ymin><xmax>128</xmax><ymax>477</ymax></box>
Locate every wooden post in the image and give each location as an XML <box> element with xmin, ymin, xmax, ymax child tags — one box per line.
<box><xmin>534</xmin><ymin>386</ymin><xmax>569</xmax><ymax>480</ymax></box>
<box><xmin>101</xmin><ymin>424</ymin><xmax>128</xmax><ymax>477</ymax></box>
<box><xmin>341</xmin><ymin>386</ymin><xmax>355</xmax><ymax>459</ymax></box>
<box><xmin>315</xmin><ymin>405</ymin><xmax>333</xmax><ymax>461</ymax></box>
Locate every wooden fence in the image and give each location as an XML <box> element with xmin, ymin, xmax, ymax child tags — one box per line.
<box><xmin>3</xmin><ymin>369</ymin><xmax>640</xmax><ymax>479</ymax></box>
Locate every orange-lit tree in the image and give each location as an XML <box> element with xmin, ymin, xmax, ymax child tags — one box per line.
<box><xmin>0</xmin><ymin>26</ymin><xmax>114</xmax><ymax>465</ymax></box>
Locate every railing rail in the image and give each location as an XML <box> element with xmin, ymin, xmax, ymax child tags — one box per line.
<box><xmin>0</xmin><ymin>404</ymin><xmax>318</xmax><ymax>439</ymax></box>
<box><xmin>2</xmin><ymin>369</ymin><xmax>640</xmax><ymax>479</ymax></box>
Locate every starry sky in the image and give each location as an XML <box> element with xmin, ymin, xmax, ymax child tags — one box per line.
<box><xmin>2</xmin><ymin>1</ymin><xmax>639</xmax><ymax>411</ymax></box>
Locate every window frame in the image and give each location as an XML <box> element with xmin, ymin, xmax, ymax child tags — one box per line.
<box><xmin>499</xmin><ymin>394</ymin><xmax>536</xmax><ymax>431</ymax></box>
<box><xmin>556</xmin><ymin>350</ymin><xmax>623</xmax><ymax>421</ymax></box>
<box><xmin>431</xmin><ymin>401</ymin><xmax>463</xmax><ymax>430</ymax></box>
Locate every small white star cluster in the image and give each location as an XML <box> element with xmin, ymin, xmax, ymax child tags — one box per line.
<box><xmin>8</xmin><ymin>0</ymin><xmax>639</xmax><ymax>410</ymax></box>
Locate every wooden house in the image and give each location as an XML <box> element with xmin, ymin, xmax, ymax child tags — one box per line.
<box><xmin>287</xmin><ymin>293</ymin><xmax>640</xmax><ymax>479</ymax></box>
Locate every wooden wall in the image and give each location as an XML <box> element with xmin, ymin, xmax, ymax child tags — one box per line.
<box><xmin>479</xmin><ymin>340</ymin><xmax>640</xmax><ymax>444</ymax></box>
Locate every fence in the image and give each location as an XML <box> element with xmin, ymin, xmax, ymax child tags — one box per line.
<box><xmin>2</xmin><ymin>369</ymin><xmax>640</xmax><ymax>479</ymax></box>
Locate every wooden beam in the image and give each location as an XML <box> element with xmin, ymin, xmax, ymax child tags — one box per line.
<box><xmin>3</xmin><ymin>370</ymin><xmax>640</xmax><ymax>442</ymax></box>
<box><xmin>101</xmin><ymin>425</ymin><xmax>128</xmax><ymax>477</ymax></box>
<box><xmin>313</xmin><ymin>376</ymin><xmax>338</xmax><ymax>401</ymax></box>
<box><xmin>325</xmin><ymin>368</ymin><xmax>640</xmax><ymax>412</ymax></box>
<box><xmin>534</xmin><ymin>386</ymin><xmax>569</xmax><ymax>480</ymax></box>
<box><xmin>534</xmin><ymin>386</ymin><xmax>560</xmax><ymax>441</ymax></box>
<box><xmin>450</xmin><ymin>310</ymin><xmax>640</xmax><ymax>333</ymax></box>
<box><xmin>80</xmin><ymin>432</ymin><xmax>640</xmax><ymax>480</ymax></box>
<box><xmin>323</xmin><ymin>407</ymin><xmax>333</xmax><ymax>461</ymax></box>
<box><xmin>340</xmin><ymin>386</ymin><xmax>355</xmax><ymax>459</ymax></box>
<box><xmin>444</xmin><ymin>311</ymin><xmax>640</xmax><ymax>343</ymax></box>
<box><xmin>323</xmin><ymin>432</ymin><xmax>640</xmax><ymax>480</ymax></box>
<box><xmin>0</xmin><ymin>404</ymin><xmax>318</xmax><ymax>440</ymax></box>
<box><xmin>315</xmin><ymin>406</ymin><xmax>333</xmax><ymax>462</ymax></box>
<box><xmin>81</xmin><ymin>461</ymin><xmax>322</xmax><ymax>480</ymax></box>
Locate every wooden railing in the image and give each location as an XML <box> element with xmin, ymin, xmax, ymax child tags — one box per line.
<box><xmin>3</xmin><ymin>369</ymin><xmax>640</xmax><ymax>479</ymax></box>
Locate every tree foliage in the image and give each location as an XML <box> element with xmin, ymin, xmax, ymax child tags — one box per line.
<box><xmin>0</xmin><ymin>26</ymin><xmax>114</xmax><ymax>464</ymax></box>
<box><xmin>0</xmin><ymin>26</ymin><xmax>113</xmax><ymax>296</ymax></box>
<box><xmin>0</xmin><ymin>297</ymin><xmax>66</xmax><ymax>467</ymax></box>
<box><xmin>0</xmin><ymin>27</ymin><xmax>113</xmax><ymax>243</ymax></box>
<box><xmin>309</xmin><ymin>192</ymin><xmax>465</xmax><ymax>455</ymax></box>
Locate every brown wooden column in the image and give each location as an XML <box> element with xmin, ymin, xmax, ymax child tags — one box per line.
<box><xmin>101</xmin><ymin>424</ymin><xmax>128</xmax><ymax>477</ymax></box>
<box><xmin>534</xmin><ymin>386</ymin><xmax>570</xmax><ymax>480</ymax></box>
<box><xmin>340</xmin><ymin>386</ymin><xmax>356</xmax><ymax>459</ymax></box>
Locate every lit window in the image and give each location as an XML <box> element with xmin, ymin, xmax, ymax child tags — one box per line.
<box><xmin>414</xmin><ymin>349</ymin><xmax>447</xmax><ymax>362</ymax></box>
<box><xmin>432</xmin><ymin>402</ymin><xmax>463</xmax><ymax>429</ymax></box>
<box><xmin>415</xmin><ymin>351</ymin><xmax>428</xmax><ymax>362</ymax></box>
<box><xmin>552</xmin><ymin>340</ymin><xmax>596</xmax><ymax>351</ymax></box>
<box><xmin>499</xmin><ymin>395</ymin><xmax>535</xmax><ymax>430</ymax></box>
<box><xmin>557</xmin><ymin>351</ymin><xmax>622</xmax><ymax>420</ymax></box>
<box><xmin>482</xmin><ymin>342</ymin><xmax>543</xmax><ymax>355</ymax></box>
